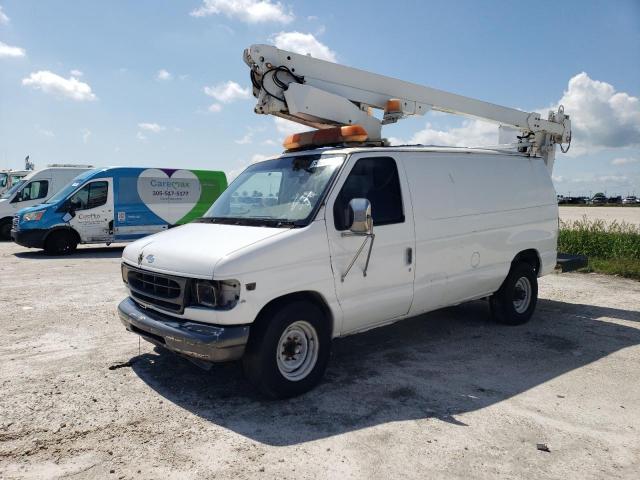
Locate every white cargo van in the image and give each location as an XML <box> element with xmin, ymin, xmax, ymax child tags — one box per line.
<box><xmin>118</xmin><ymin>44</ymin><xmax>573</xmax><ymax>398</ymax></box>
<box><xmin>0</xmin><ymin>165</ymin><xmax>93</xmax><ymax>240</ymax></box>
<box><xmin>118</xmin><ymin>146</ymin><xmax>557</xmax><ymax>397</ymax></box>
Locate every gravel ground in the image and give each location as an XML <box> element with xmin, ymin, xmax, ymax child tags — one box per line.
<box><xmin>559</xmin><ymin>206</ymin><xmax>640</xmax><ymax>225</ymax></box>
<box><xmin>0</xmin><ymin>241</ymin><xmax>639</xmax><ymax>479</ymax></box>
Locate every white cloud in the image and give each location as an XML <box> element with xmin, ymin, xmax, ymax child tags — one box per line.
<box><xmin>156</xmin><ymin>69</ymin><xmax>172</xmax><ymax>81</ymax></box>
<box><xmin>0</xmin><ymin>6</ymin><xmax>9</xmax><ymax>24</ymax></box>
<box><xmin>556</xmin><ymin>72</ymin><xmax>640</xmax><ymax>152</ymax></box>
<box><xmin>204</xmin><ymin>80</ymin><xmax>251</xmax><ymax>103</ymax></box>
<box><xmin>389</xmin><ymin>119</ymin><xmax>498</xmax><ymax>147</ymax></box>
<box><xmin>274</xmin><ymin>116</ymin><xmax>305</xmax><ymax>137</ymax></box>
<box><xmin>0</xmin><ymin>41</ymin><xmax>25</xmax><ymax>58</ymax></box>
<box><xmin>70</xmin><ymin>69</ymin><xmax>83</xmax><ymax>77</ymax></box>
<box><xmin>272</xmin><ymin>31</ymin><xmax>336</xmax><ymax>62</ymax></box>
<box><xmin>35</xmin><ymin>125</ymin><xmax>55</xmax><ymax>138</ymax></box>
<box><xmin>191</xmin><ymin>0</ymin><xmax>293</xmax><ymax>24</ymax></box>
<box><xmin>22</xmin><ymin>71</ymin><xmax>96</xmax><ymax>101</ymax></box>
<box><xmin>136</xmin><ymin>132</ymin><xmax>147</xmax><ymax>141</ymax></box>
<box><xmin>235</xmin><ymin>132</ymin><xmax>253</xmax><ymax>144</ymax></box>
<box><xmin>81</xmin><ymin>129</ymin><xmax>91</xmax><ymax>144</ymax></box>
<box><xmin>208</xmin><ymin>103</ymin><xmax>223</xmax><ymax>113</ymax></box>
<box><xmin>611</xmin><ymin>157</ymin><xmax>639</xmax><ymax>166</ymax></box>
<box><xmin>137</xmin><ymin>123</ymin><xmax>166</xmax><ymax>133</ymax></box>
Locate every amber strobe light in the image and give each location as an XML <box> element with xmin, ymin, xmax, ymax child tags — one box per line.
<box><xmin>283</xmin><ymin>125</ymin><xmax>369</xmax><ymax>150</ymax></box>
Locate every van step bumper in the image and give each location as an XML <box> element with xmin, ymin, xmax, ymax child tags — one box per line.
<box><xmin>118</xmin><ymin>297</ymin><xmax>250</xmax><ymax>363</ymax></box>
<box><xmin>556</xmin><ymin>253</ymin><xmax>588</xmax><ymax>273</ymax></box>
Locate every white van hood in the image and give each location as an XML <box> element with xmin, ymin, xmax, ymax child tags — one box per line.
<box><xmin>122</xmin><ymin>222</ymin><xmax>288</xmax><ymax>278</ymax></box>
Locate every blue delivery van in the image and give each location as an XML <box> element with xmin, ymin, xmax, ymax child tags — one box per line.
<box><xmin>11</xmin><ymin>167</ymin><xmax>227</xmax><ymax>254</ymax></box>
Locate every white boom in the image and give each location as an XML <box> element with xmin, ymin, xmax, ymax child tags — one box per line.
<box><xmin>243</xmin><ymin>44</ymin><xmax>571</xmax><ymax>171</ymax></box>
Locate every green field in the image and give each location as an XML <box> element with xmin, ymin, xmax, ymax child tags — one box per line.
<box><xmin>558</xmin><ymin>218</ymin><xmax>640</xmax><ymax>280</ymax></box>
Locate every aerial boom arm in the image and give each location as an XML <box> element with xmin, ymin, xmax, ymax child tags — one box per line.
<box><xmin>243</xmin><ymin>44</ymin><xmax>571</xmax><ymax>170</ymax></box>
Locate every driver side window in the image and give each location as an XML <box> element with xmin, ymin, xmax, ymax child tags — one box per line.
<box><xmin>333</xmin><ymin>157</ymin><xmax>404</xmax><ymax>231</ymax></box>
<box><xmin>69</xmin><ymin>181</ymin><xmax>108</xmax><ymax>210</ymax></box>
<box><xmin>12</xmin><ymin>180</ymin><xmax>49</xmax><ymax>203</ymax></box>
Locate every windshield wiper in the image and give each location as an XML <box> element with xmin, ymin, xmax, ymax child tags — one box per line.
<box><xmin>196</xmin><ymin>217</ymin><xmax>299</xmax><ymax>228</ymax></box>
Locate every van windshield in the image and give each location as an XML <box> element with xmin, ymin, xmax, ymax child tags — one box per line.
<box><xmin>0</xmin><ymin>180</ymin><xmax>25</xmax><ymax>200</ymax></box>
<box><xmin>202</xmin><ymin>154</ymin><xmax>345</xmax><ymax>227</ymax></box>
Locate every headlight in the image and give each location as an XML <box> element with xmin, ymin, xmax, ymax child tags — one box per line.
<box><xmin>194</xmin><ymin>280</ymin><xmax>217</xmax><ymax>308</ymax></box>
<box><xmin>23</xmin><ymin>210</ymin><xmax>45</xmax><ymax>222</ymax></box>
<box><xmin>192</xmin><ymin>279</ymin><xmax>240</xmax><ymax>309</ymax></box>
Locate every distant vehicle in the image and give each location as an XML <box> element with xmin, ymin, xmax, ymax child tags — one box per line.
<box><xmin>622</xmin><ymin>196</ymin><xmax>638</xmax><ymax>205</ymax></box>
<box><xmin>0</xmin><ymin>170</ymin><xmax>30</xmax><ymax>196</ymax></box>
<box><xmin>591</xmin><ymin>193</ymin><xmax>607</xmax><ymax>205</ymax></box>
<box><xmin>0</xmin><ymin>165</ymin><xmax>94</xmax><ymax>240</ymax></box>
<box><xmin>12</xmin><ymin>167</ymin><xmax>227</xmax><ymax>254</ymax></box>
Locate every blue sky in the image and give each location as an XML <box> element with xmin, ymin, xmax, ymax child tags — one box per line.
<box><xmin>1</xmin><ymin>0</ymin><xmax>639</xmax><ymax>196</ymax></box>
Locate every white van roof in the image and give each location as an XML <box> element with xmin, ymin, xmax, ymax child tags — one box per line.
<box><xmin>256</xmin><ymin>144</ymin><xmax>529</xmax><ymax>163</ymax></box>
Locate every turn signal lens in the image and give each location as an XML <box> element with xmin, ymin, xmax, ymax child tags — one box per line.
<box><xmin>283</xmin><ymin>125</ymin><xmax>369</xmax><ymax>150</ymax></box>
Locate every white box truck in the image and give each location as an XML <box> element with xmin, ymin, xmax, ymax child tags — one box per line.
<box><xmin>117</xmin><ymin>45</ymin><xmax>575</xmax><ymax>398</ymax></box>
<box><xmin>0</xmin><ymin>165</ymin><xmax>93</xmax><ymax>240</ymax></box>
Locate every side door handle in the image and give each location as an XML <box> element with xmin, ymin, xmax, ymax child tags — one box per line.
<box><xmin>406</xmin><ymin>247</ymin><xmax>413</xmax><ymax>265</ymax></box>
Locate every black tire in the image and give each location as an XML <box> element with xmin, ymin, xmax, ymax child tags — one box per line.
<box><xmin>243</xmin><ymin>300</ymin><xmax>331</xmax><ymax>399</ymax></box>
<box><xmin>0</xmin><ymin>220</ymin><xmax>12</xmax><ymax>241</ymax></box>
<box><xmin>44</xmin><ymin>230</ymin><xmax>78</xmax><ymax>255</ymax></box>
<box><xmin>490</xmin><ymin>261</ymin><xmax>538</xmax><ymax>325</ymax></box>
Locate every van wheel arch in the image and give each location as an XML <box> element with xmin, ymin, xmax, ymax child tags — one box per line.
<box><xmin>43</xmin><ymin>227</ymin><xmax>80</xmax><ymax>255</ymax></box>
<box><xmin>44</xmin><ymin>227</ymin><xmax>81</xmax><ymax>246</ymax></box>
<box><xmin>512</xmin><ymin>249</ymin><xmax>541</xmax><ymax>276</ymax></box>
<box><xmin>252</xmin><ymin>291</ymin><xmax>334</xmax><ymax>338</ymax></box>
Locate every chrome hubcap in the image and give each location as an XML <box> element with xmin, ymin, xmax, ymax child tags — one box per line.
<box><xmin>276</xmin><ymin>320</ymin><xmax>319</xmax><ymax>382</ymax></box>
<box><xmin>513</xmin><ymin>277</ymin><xmax>532</xmax><ymax>314</ymax></box>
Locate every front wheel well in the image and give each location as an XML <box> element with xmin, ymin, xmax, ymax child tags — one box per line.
<box><xmin>253</xmin><ymin>291</ymin><xmax>334</xmax><ymax>337</ymax></box>
<box><xmin>512</xmin><ymin>249</ymin><xmax>541</xmax><ymax>276</ymax></box>
<box><xmin>44</xmin><ymin>227</ymin><xmax>80</xmax><ymax>246</ymax></box>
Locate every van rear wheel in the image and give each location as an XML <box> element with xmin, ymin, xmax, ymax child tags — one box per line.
<box><xmin>44</xmin><ymin>230</ymin><xmax>77</xmax><ymax>255</ymax></box>
<box><xmin>242</xmin><ymin>300</ymin><xmax>330</xmax><ymax>399</ymax></box>
<box><xmin>490</xmin><ymin>262</ymin><xmax>538</xmax><ymax>325</ymax></box>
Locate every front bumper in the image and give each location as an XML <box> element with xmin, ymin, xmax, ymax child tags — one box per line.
<box><xmin>118</xmin><ymin>297</ymin><xmax>250</xmax><ymax>363</ymax></box>
<box><xmin>11</xmin><ymin>228</ymin><xmax>47</xmax><ymax>248</ymax></box>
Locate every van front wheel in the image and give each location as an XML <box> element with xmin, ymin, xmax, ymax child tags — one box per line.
<box><xmin>243</xmin><ymin>301</ymin><xmax>330</xmax><ymax>398</ymax></box>
<box><xmin>44</xmin><ymin>230</ymin><xmax>78</xmax><ymax>255</ymax></box>
<box><xmin>0</xmin><ymin>220</ymin><xmax>11</xmax><ymax>241</ymax></box>
<box><xmin>490</xmin><ymin>262</ymin><xmax>538</xmax><ymax>325</ymax></box>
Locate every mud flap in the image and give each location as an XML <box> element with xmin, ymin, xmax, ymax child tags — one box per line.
<box><xmin>556</xmin><ymin>253</ymin><xmax>588</xmax><ymax>273</ymax></box>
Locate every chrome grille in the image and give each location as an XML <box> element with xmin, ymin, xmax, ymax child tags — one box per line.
<box><xmin>122</xmin><ymin>264</ymin><xmax>188</xmax><ymax>313</ymax></box>
<box><xmin>12</xmin><ymin>214</ymin><xmax>19</xmax><ymax>231</ymax></box>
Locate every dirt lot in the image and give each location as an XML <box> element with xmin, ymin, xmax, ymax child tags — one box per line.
<box><xmin>0</xmin><ymin>241</ymin><xmax>639</xmax><ymax>480</ymax></box>
<box><xmin>559</xmin><ymin>206</ymin><xmax>640</xmax><ymax>225</ymax></box>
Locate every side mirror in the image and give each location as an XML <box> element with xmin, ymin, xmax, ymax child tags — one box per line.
<box><xmin>347</xmin><ymin>198</ymin><xmax>372</xmax><ymax>235</ymax></box>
